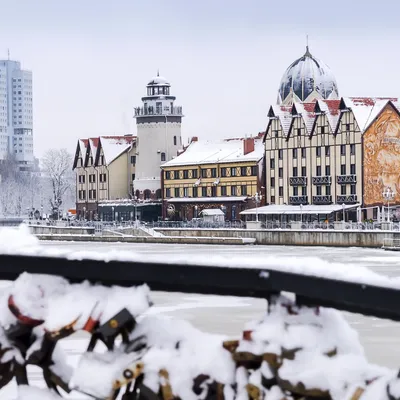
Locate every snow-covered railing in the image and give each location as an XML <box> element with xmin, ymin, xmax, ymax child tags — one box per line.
<box><xmin>2</xmin><ymin>247</ymin><xmax>400</xmax><ymax>398</ymax></box>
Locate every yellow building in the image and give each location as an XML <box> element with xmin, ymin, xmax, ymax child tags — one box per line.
<box><xmin>161</xmin><ymin>135</ymin><xmax>264</xmax><ymax>221</ymax></box>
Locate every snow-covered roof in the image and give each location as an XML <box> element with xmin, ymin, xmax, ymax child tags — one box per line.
<box><xmin>240</xmin><ymin>203</ymin><xmax>361</xmax><ymax>215</ymax></box>
<box><xmin>341</xmin><ymin>97</ymin><xmax>398</xmax><ymax>132</ymax></box>
<box><xmin>269</xmin><ymin>105</ymin><xmax>292</xmax><ymax>136</ymax></box>
<box><xmin>78</xmin><ymin>139</ymin><xmax>88</xmax><ymax>156</ymax></box>
<box><xmin>88</xmin><ymin>137</ymin><xmax>99</xmax><ymax>157</ymax></box>
<box><xmin>147</xmin><ymin>75</ymin><xmax>170</xmax><ymax>86</ymax></box>
<box><xmin>167</xmin><ymin>196</ymin><xmax>247</xmax><ymax>203</ymax></box>
<box><xmin>292</xmin><ymin>103</ymin><xmax>315</xmax><ymax>134</ymax></box>
<box><xmin>161</xmin><ymin>138</ymin><xmax>263</xmax><ymax>168</ymax></box>
<box><xmin>99</xmin><ymin>136</ymin><xmax>136</xmax><ymax>165</ymax></box>
<box><xmin>200</xmin><ymin>208</ymin><xmax>225</xmax><ymax>216</ymax></box>
<box><xmin>315</xmin><ymin>99</ymin><xmax>341</xmax><ymax>133</ymax></box>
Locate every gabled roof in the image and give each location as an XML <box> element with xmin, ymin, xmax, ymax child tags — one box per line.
<box><xmin>99</xmin><ymin>135</ymin><xmax>136</xmax><ymax>165</ymax></box>
<box><xmin>72</xmin><ymin>139</ymin><xmax>89</xmax><ymax>170</ymax></box>
<box><xmin>340</xmin><ymin>97</ymin><xmax>398</xmax><ymax>132</ymax></box>
<box><xmin>266</xmin><ymin>105</ymin><xmax>292</xmax><ymax>137</ymax></box>
<box><xmin>313</xmin><ymin>99</ymin><xmax>341</xmax><ymax>134</ymax></box>
<box><xmin>291</xmin><ymin>103</ymin><xmax>315</xmax><ymax>135</ymax></box>
<box><xmin>161</xmin><ymin>137</ymin><xmax>264</xmax><ymax>168</ymax></box>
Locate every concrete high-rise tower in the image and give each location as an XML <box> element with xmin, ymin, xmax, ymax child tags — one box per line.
<box><xmin>0</xmin><ymin>59</ymin><xmax>34</xmax><ymax>170</ymax></box>
<box><xmin>133</xmin><ymin>73</ymin><xmax>183</xmax><ymax>200</ymax></box>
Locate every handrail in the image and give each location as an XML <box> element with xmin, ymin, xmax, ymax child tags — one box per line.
<box><xmin>1</xmin><ymin>254</ymin><xmax>400</xmax><ymax>321</ymax></box>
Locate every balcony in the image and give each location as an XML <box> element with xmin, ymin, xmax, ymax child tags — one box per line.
<box><xmin>312</xmin><ymin>195</ymin><xmax>332</xmax><ymax>205</ymax></box>
<box><xmin>336</xmin><ymin>195</ymin><xmax>358</xmax><ymax>204</ymax></box>
<box><xmin>337</xmin><ymin>175</ymin><xmax>357</xmax><ymax>184</ymax></box>
<box><xmin>289</xmin><ymin>176</ymin><xmax>307</xmax><ymax>186</ymax></box>
<box><xmin>312</xmin><ymin>176</ymin><xmax>332</xmax><ymax>185</ymax></box>
<box><xmin>289</xmin><ymin>195</ymin><xmax>308</xmax><ymax>205</ymax></box>
<box><xmin>134</xmin><ymin>106</ymin><xmax>183</xmax><ymax>117</ymax></box>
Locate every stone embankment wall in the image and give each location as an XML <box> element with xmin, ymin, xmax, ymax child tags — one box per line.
<box><xmin>28</xmin><ymin>225</ymin><xmax>95</xmax><ymax>235</ymax></box>
<box><xmin>155</xmin><ymin>228</ymin><xmax>398</xmax><ymax>248</ymax></box>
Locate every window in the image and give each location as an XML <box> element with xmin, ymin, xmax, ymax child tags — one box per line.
<box><xmin>301</xmin><ymin>186</ymin><xmax>307</xmax><ymax>196</ymax></box>
<box><xmin>221</xmin><ymin>168</ymin><xmax>227</xmax><ymax>177</ymax></box>
<box><xmin>325</xmin><ymin>165</ymin><xmax>331</xmax><ymax>176</ymax></box>
<box><xmin>165</xmin><ymin>171</ymin><xmax>171</xmax><ymax>180</ymax></box>
<box><xmin>270</xmin><ymin>177</ymin><xmax>275</xmax><ymax>187</ymax></box>
<box><xmin>161</xmin><ymin>152</ymin><xmax>166</xmax><ymax>162</ymax></box>
<box><xmin>341</xmin><ymin>185</ymin><xmax>346</xmax><ymax>195</ymax></box>
<box><xmin>251</xmin><ymin>166</ymin><xmax>257</xmax><ymax>176</ymax></box>
<box><xmin>231</xmin><ymin>167</ymin><xmax>237</xmax><ymax>176</ymax></box>
<box><xmin>293</xmin><ymin>167</ymin><xmax>298</xmax><ymax>177</ymax></box>
<box><xmin>183</xmin><ymin>187</ymin><xmax>189</xmax><ymax>197</ymax></box>
<box><xmin>341</xmin><ymin>164</ymin><xmax>346</xmax><ymax>175</ymax></box>
<box><xmin>325</xmin><ymin>146</ymin><xmax>330</xmax><ymax>156</ymax></box>
<box><xmin>172</xmin><ymin>170</ymin><xmax>178</xmax><ymax>179</ymax></box>
<box><xmin>131</xmin><ymin>174</ymin><xmax>134</xmax><ymax>182</ymax></box>
<box><xmin>166</xmin><ymin>188</ymin><xmax>171</xmax><ymax>197</ymax></box>
<box><xmin>270</xmin><ymin>158</ymin><xmax>275</xmax><ymax>169</ymax></box>
<box><xmin>301</xmin><ymin>148</ymin><xmax>306</xmax><ymax>158</ymax></box>
<box><xmin>341</xmin><ymin>145</ymin><xmax>346</xmax><ymax>156</ymax></box>
<box><xmin>89</xmin><ymin>174</ymin><xmax>95</xmax><ymax>183</ymax></box>
<box><xmin>201</xmin><ymin>169</ymin><xmax>207</xmax><ymax>178</ymax></box>
<box><xmin>293</xmin><ymin>186</ymin><xmax>299</xmax><ymax>196</ymax></box>
<box><xmin>350</xmin><ymin>164</ymin><xmax>356</xmax><ymax>175</ymax></box>
<box><xmin>174</xmin><ymin>188</ymin><xmax>180</xmax><ymax>197</ymax></box>
<box><xmin>316</xmin><ymin>166</ymin><xmax>321</xmax><ymax>176</ymax></box>
<box><xmin>316</xmin><ymin>186</ymin><xmax>322</xmax><ymax>196</ymax></box>
<box><xmin>316</xmin><ymin>147</ymin><xmax>321</xmax><ymax>157</ymax></box>
<box><xmin>293</xmin><ymin>148</ymin><xmax>297</xmax><ymax>159</ymax></box>
<box><xmin>351</xmin><ymin>184</ymin><xmax>356</xmax><ymax>195</ymax></box>
<box><xmin>79</xmin><ymin>175</ymin><xmax>85</xmax><ymax>184</ymax></box>
<box><xmin>297</xmin><ymin>128</ymin><xmax>301</xmax><ymax>136</ymax></box>
<box><xmin>173</xmin><ymin>136</ymin><xmax>177</xmax><ymax>146</ymax></box>
<box><xmin>92</xmin><ymin>190</ymin><xmax>96</xmax><ymax>199</ymax></box>
<box><xmin>241</xmin><ymin>185</ymin><xmax>247</xmax><ymax>195</ymax></box>
<box><xmin>193</xmin><ymin>187</ymin><xmax>198</xmax><ymax>197</ymax></box>
<box><xmin>350</xmin><ymin>144</ymin><xmax>355</xmax><ymax>155</ymax></box>
<box><xmin>279</xmin><ymin>168</ymin><xmax>283</xmax><ymax>178</ymax></box>
<box><xmin>202</xmin><ymin>187</ymin><xmax>207</xmax><ymax>196</ymax></box>
<box><xmin>326</xmin><ymin>186</ymin><xmax>331</xmax><ymax>196</ymax></box>
<box><xmin>211</xmin><ymin>186</ymin><xmax>217</xmax><ymax>196</ymax></box>
<box><xmin>278</xmin><ymin>149</ymin><xmax>283</xmax><ymax>160</ymax></box>
<box><xmin>192</xmin><ymin>169</ymin><xmax>198</xmax><ymax>179</ymax></box>
<box><xmin>89</xmin><ymin>190</ymin><xmax>92</xmax><ymax>200</ymax></box>
<box><xmin>346</xmin><ymin>123</ymin><xmax>350</xmax><ymax>131</ymax></box>
<box><xmin>279</xmin><ymin>186</ymin><xmax>283</xmax><ymax>197</ymax></box>
<box><xmin>274</xmin><ymin>131</ymin><xmax>278</xmax><ymax>138</ymax></box>
<box><xmin>221</xmin><ymin>186</ymin><xmax>227</xmax><ymax>196</ymax></box>
<box><xmin>241</xmin><ymin>166</ymin><xmax>247</xmax><ymax>176</ymax></box>
<box><xmin>211</xmin><ymin>168</ymin><xmax>217</xmax><ymax>178</ymax></box>
<box><xmin>183</xmin><ymin>170</ymin><xmax>189</xmax><ymax>179</ymax></box>
<box><xmin>301</xmin><ymin>166</ymin><xmax>307</xmax><ymax>177</ymax></box>
<box><xmin>321</xmin><ymin>126</ymin><xmax>325</xmax><ymax>134</ymax></box>
<box><xmin>130</xmin><ymin>156</ymin><xmax>136</xmax><ymax>164</ymax></box>
<box><xmin>271</xmin><ymin>196</ymin><xmax>276</xmax><ymax>204</ymax></box>
<box><xmin>231</xmin><ymin>186</ymin><xmax>237</xmax><ymax>196</ymax></box>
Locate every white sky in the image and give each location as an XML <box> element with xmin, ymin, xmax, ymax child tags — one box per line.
<box><xmin>1</xmin><ymin>0</ymin><xmax>399</xmax><ymax>159</ymax></box>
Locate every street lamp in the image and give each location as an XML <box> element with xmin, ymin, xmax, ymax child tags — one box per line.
<box><xmin>382</xmin><ymin>187</ymin><xmax>396</xmax><ymax>222</ymax></box>
<box><xmin>300</xmin><ymin>204</ymin><xmax>303</xmax><ymax>224</ymax></box>
<box><xmin>111</xmin><ymin>206</ymin><xmax>115</xmax><ymax>222</ymax></box>
<box><xmin>342</xmin><ymin>203</ymin><xmax>345</xmax><ymax>222</ymax></box>
<box><xmin>254</xmin><ymin>192</ymin><xmax>262</xmax><ymax>222</ymax></box>
<box><xmin>194</xmin><ymin>205</ymin><xmax>198</xmax><ymax>219</ymax></box>
<box><xmin>83</xmin><ymin>207</ymin><xmax>86</xmax><ymax>221</ymax></box>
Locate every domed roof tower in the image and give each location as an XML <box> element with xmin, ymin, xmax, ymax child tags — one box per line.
<box><xmin>277</xmin><ymin>46</ymin><xmax>339</xmax><ymax>105</ymax></box>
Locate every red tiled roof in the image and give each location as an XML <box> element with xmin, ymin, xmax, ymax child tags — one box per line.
<box><xmin>323</xmin><ymin>100</ymin><xmax>341</xmax><ymax>116</ymax></box>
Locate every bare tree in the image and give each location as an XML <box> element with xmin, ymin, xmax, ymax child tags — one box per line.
<box><xmin>41</xmin><ymin>149</ymin><xmax>74</xmax><ymax>218</ymax></box>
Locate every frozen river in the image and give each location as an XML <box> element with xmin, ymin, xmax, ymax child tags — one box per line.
<box><xmin>2</xmin><ymin>241</ymin><xmax>400</xmax><ymax>398</ymax></box>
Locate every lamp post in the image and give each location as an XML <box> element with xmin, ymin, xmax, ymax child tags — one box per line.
<box><xmin>342</xmin><ymin>203</ymin><xmax>345</xmax><ymax>222</ymax></box>
<box><xmin>194</xmin><ymin>205</ymin><xmax>198</xmax><ymax>219</ymax></box>
<box><xmin>83</xmin><ymin>206</ymin><xmax>86</xmax><ymax>222</ymax></box>
<box><xmin>254</xmin><ymin>192</ymin><xmax>262</xmax><ymax>222</ymax></box>
<box><xmin>300</xmin><ymin>203</ymin><xmax>303</xmax><ymax>224</ymax></box>
<box><xmin>111</xmin><ymin>206</ymin><xmax>115</xmax><ymax>222</ymax></box>
<box><xmin>382</xmin><ymin>187</ymin><xmax>396</xmax><ymax>222</ymax></box>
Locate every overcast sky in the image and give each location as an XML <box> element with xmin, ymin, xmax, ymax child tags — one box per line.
<box><xmin>1</xmin><ymin>0</ymin><xmax>399</xmax><ymax>159</ymax></box>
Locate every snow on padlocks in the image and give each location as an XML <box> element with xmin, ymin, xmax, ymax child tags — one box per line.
<box><xmin>1</xmin><ymin>273</ymin><xmax>400</xmax><ymax>399</ymax></box>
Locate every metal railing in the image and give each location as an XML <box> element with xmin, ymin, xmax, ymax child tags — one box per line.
<box><xmin>289</xmin><ymin>176</ymin><xmax>307</xmax><ymax>186</ymax></box>
<box><xmin>336</xmin><ymin>194</ymin><xmax>358</xmax><ymax>204</ymax></box>
<box><xmin>312</xmin><ymin>175</ymin><xmax>332</xmax><ymax>185</ymax></box>
<box><xmin>312</xmin><ymin>195</ymin><xmax>332</xmax><ymax>205</ymax></box>
<box><xmin>289</xmin><ymin>195</ymin><xmax>308</xmax><ymax>205</ymax></box>
<box><xmin>134</xmin><ymin>106</ymin><xmax>183</xmax><ymax>117</ymax></box>
<box><xmin>149</xmin><ymin>220</ymin><xmax>246</xmax><ymax>229</ymax></box>
<box><xmin>337</xmin><ymin>174</ymin><xmax>357</xmax><ymax>184</ymax></box>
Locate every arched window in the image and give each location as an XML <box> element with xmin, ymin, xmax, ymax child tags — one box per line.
<box><xmin>161</xmin><ymin>152</ymin><xmax>166</xmax><ymax>161</ymax></box>
<box><xmin>155</xmin><ymin>189</ymin><xmax>162</xmax><ymax>199</ymax></box>
<box><xmin>144</xmin><ymin>189</ymin><xmax>151</xmax><ymax>200</ymax></box>
<box><xmin>173</xmin><ymin>136</ymin><xmax>177</xmax><ymax>146</ymax></box>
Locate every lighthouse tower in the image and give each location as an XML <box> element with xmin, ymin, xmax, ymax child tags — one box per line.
<box><xmin>133</xmin><ymin>73</ymin><xmax>183</xmax><ymax>200</ymax></box>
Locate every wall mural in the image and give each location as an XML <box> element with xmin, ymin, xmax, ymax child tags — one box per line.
<box><xmin>364</xmin><ymin>104</ymin><xmax>400</xmax><ymax>206</ymax></box>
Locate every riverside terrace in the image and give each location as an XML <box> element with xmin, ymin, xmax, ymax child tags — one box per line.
<box><xmin>2</xmin><ymin>251</ymin><xmax>400</xmax><ymax>397</ymax></box>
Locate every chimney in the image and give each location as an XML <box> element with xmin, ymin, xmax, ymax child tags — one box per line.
<box><xmin>243</xmin><ymin>137</ymin><xmax>255</xmax><ymax>155</ymax></box>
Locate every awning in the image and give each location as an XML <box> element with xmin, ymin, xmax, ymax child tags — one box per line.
<box><xmin>167</xmin><ymin>196</ymin><xmax>247</xmax><ymax>203</ymax></box>
<box><xmin>240</xmin><ymin>203</ymin><xmax>361</xmax><ymax>216</ymax></box>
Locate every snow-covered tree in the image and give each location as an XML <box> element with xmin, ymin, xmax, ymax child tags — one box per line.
<box><xmin>41</xmin><ymin>149</ymin><xmax>74</xmax><ymax>218</ymax></box>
